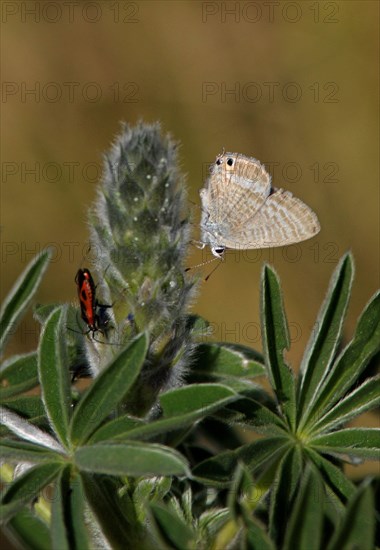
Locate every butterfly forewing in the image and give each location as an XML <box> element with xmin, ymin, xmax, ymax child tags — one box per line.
<box><xmin>204</xmin><ymin>153</ymin><xmax>271</xmax><ymax>228</ymax></box>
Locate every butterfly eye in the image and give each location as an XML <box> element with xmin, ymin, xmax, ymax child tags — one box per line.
<box><xmin>216</xmin><ymin>158</ymin><xmax>222</xmax><ymax>166</ymax></box>
<box><xmin>226</xmin><ymin>158</ymin><xmax>234</xmax><ymax>167</ymax></box>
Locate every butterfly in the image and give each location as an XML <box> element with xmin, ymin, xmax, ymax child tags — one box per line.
<box><xmin>200</xmin><ymin>151</ymin><xmax>320</xmax><ymax>259</ymax></box>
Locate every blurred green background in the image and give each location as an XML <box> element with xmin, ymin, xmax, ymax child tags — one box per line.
<box><xmin>1</xmin><ymin>1</ymin><xmax>378</xmax><ymax>470</ymax></box>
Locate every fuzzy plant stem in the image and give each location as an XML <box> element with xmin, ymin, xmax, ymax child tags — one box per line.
<box><xmin>85</xmin><ymin>122</ymin><xmax>197</xmax><ymax>416</ymax></box>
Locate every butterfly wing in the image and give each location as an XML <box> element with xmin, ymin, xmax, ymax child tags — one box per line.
<box><xmin>200</xmin><ymin>153</ymin><xmax>271</xmax><ymax>244</ymax></box>
<box><xmin>220</xmin><ymin>188</ymin><xmax>320</xmax><ymax>249</ymax></box>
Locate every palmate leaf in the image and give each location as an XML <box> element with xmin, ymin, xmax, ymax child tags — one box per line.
<box><xmin>301</xmin><ymin>290</ymin><xmax>380</xmax><ymax>430</ymax></box>
<box><xmin>80</xmin><ymin>474</ymin><xmax>142</xmax><ymax>548</ymax></box>
<box><xmin>269</xmin><ymin>448</ymin><xmax>303</xmax><ymax>546</ymax></box>
<box><xmin>198</xmin><ymin>508</ymin><xmax>229</xmax><ymax>542</ymax></box>
<box><xmin>0</xmin><ymin>352</ymin><xmax>39</xmax><ymax>400</ymax></box>
<box><xmin>34</xmin><ymin>303</ymin><xmax>62</xmax><ymax>324</ymax></box>
<box><xmin>243</xmin><ymin>513</ymin><xmax>276</xmax><ymax>550</ymax></box>
<box><xmin>327</xmin><ymin>481</ymin><xmax>375</xmax><ymax>550</ymax></box>
<box><xmin>5</xmin><ymin>507</ymin><xmax>51</xmax><ymax>550</ymax></box>
<box><xmin>215</xmin><ymin>463</ymin><xmax>281</xmax><ymax>549</ymax></box>
<box><xmin>187</xmin><ymin>342</ymin><xmax>268</xmax><ymax>398</ymax></box>
<box><xmin>261</xmin><ymin>266</ymin><xmax>296</xmax><ymax>429</ymax></box>
<box><xmin>75</xmin><ymin>441</ymin><xmax>189</xmax><ymax>477</ymax></box>
<box><xmin>38</xmin><ymin>306</ymin><xmax>72</xmax><ymax>449</ymax></box>
<box><xmin>282</xmin><ymin>465</ymin><xmax>324</xmax><ymax>550</ymax></box>
<box><xmin>51</xmin><ymin>468</ymin><xmax>90</xmax><ymax>550</ymax></box>
<box><xmin>1</xmin><ymin>395</ymin><xmax>46</xmax><ymax>426</ymax></box>
<box><xmin>0</xmin><ymin>398</ymin><xmax>47</xmax><ymax>440</ymax></box>
<box><xmin>133</xmin><ymin>477</ymin><xmax>172</xmax><ymax>522</ymax></box>
<box><xmin>305</xmin><ymin>448</ymin><xmax>356</xmax><ymax>502</ymax></box>
<box><xmin>193</xmin><ymin>436</ymin><xmax>290</xmax><ymax>487</ymax></box>
<box><xmin>216</xmin><ymin>395</ymin><xmax>288</xmax><ymax>436</ymax></box>
<box><xmin>89</xmin><ymin>383</ymin><xmax>238</xmax><ymax>443</ymax></box>
<box><xmin>311</xmin><ymin>375</ymin><xmax>380</xmax><ymax>434</ymax></box>
<box><xmin>188</xmin><ymin>342</ymin><xmax>267</xmax><ymax>399</ymax></box>
<box><xmin>226</xmin><ymin>462</ymin><xmax>254</xmax><ymax>522</ymax></box>
<box><xmin>310</xmin><ymin>428</ymin><xmax>380</xmax><ymax>461</ymax></box>
<box><xmin>189</xmin><ymin>256</ymin><xmax>377</xmax><ymax>544</ymax></box>
<box><xmin>88</xmin><ymin>415</ymin><xmax>144</xmax><ymax>444</ymax></box>
<box><xmin>0</xmin><ymin>250</ymin><xmax>51</xmax><ymax>356</ymax></box>
<box><xmin>0</xmin><ymin>462</ymin><xmax>64</xmax><ymax>522</ymax></box>
<box><xmin>235</xmin><ymin>436</ymin><xmax>291</xmax><ymax>483</ymax></box>
<box><xmin>70</xmin><ymin>333</ymin><xmax>148</xmax><ymax>445</ymax></box>
<box><xmin>191</xmin><ymin>342</ymin><xmax>265</xmax><ymax>380</ymax></box>
<box><xmin>297</xmin><ymin>253</ymin><xmax>354</xmax><ymax>424</ymax></box>
<box><xmin>0</xmin><ymin>406</ymin><xmax>64</xmax><ymax>453</ymax></box>
<box><xmin>148</xmin><ymin>502</ymin><xmax>196</xmax><ymax>549</ymax></box>
<box><xmin>0</xmin><ymin>439</ymin><xmax>62</xmax><ymax>464</ymax></box>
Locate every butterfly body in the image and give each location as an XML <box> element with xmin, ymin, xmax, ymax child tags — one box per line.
<box><xmin>200</xmin><ymin>152</ymin><xmax>320</xmax><ymax>258</ymax></box>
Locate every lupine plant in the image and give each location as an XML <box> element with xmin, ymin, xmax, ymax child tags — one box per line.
<box><xmin>1</xmin><ymin>123</ymin><xmax>379</xmax><ymax>549</ymax></box>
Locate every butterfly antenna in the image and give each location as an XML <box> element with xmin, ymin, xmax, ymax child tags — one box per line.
<box><xmin>205</xmin><ymin>259</ymin><xmax>222</xmax><ymax>281</ymax></box>
<box><xmin>185</xmin><ymin>255</ymin><xmax>218</xmax><ymax>272</ymax></box>
<box><xmin>185</xmin><ymin>255</ymin><xmax>220</xmax><ymax>274</ymax></box>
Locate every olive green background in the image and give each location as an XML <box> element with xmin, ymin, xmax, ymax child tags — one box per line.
<box><xmin>1</xmin><ymin>0</ymin><xmax>378</xmax><ymax>483</ymax></box>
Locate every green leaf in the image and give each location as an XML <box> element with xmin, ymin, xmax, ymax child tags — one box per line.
<box><xmin>34</xmin><ymin>303</ymin><xmax>61</xmax><ymax>324</ymax></box>
<box><xmin>88</xmin><ymin>415</ymin><xmax>144</xmax><ymax>444</ymax></box>
<box><xmin>237</xmin><ymin>436</ymin><xmax>290</xmax><ymax>474</ymax></box>
<box><xmin>306</xmin><ymin>448</ymin><xmax>356</xmax><ymax>502</ymax></box>
<box><xmin>310</xmin><ymin>428</ymin><xmax>380</xmax><ymax>460</ymax></box>
<box><xmin>208</xmin><ymin>376</ymin><xmax>267</xmax><ymax>395</ymax></box>
<box><xmin>283</xmin><ymin>465</ymin><xmax>324</xmax><ymax>550</ymax></box>
<box><xmin>0</xmin><ymin>439</ymin><xmax>61</xmax><ymax>463</ymax></box>
<box><xmin>261</xmin><ymin>265</ymin><xmax>296</xmax><ymax>428</ymax></box>
<box><xmin>50</xmin><ymin>467</ymin><xmax>71</xmax><ymax>550</ymax></box>
<box><xmin>75</xmin><ymin>441</ymin><xmax>189</xmax><ymax>477</ymax></box>
<box><xmin>297</xmin><ymin>253</ymin><xmax>354</xmax><ymax>425</ymax></box>
<box><xmin>0</xmin><ymin>462</ymin><xmax>63</xmax><ymax>522</ymax></box>
<box><xmin>180</xmin><ymin>484</ymin><xmax>193</xmax><ymax>524</ymax></box>
<box><xmin>149</xmin><ymin>502</ymin><xmax>195</xmax><ymax>550</ymax></box>
<box><xmin>193</xmin><ymin>436</ymin><xmax>290</xmax><ymax>487</ymax></box>
<box><xmin>38</xmin><ymin>307</ymin><xmax>71</xmax><ymax>449</ymax></box>
<box><xmin>191</xmin><ymin>416</ymin><xmax>245</xmax><ymax>453</ymax></box>
<box><xmin>327</xmin><ymin>482</ymin><xmax>375</xmax><ymax>550</ymax></box>
<box><xmin>5</xmin><ymin>508</ymin><xmax>51</xmax><ymax>550</ymax></box>
<box><xmin>1</xmin><ymin>395</ymin><xmax>45</xmax><ymax>422</ymax></box>
<box><xmin>185</xmin><ymin>314</ymin><xmax>210</xmax><ymax>340</ymax></box>
<box><xmin>226</xmin><ymin>463</ymin><xmax>249</xmax><ymax>521</ymax></box>
<box><xmin>91</xmin><ymin>383</ymin><xmax>238</xmax><ymax>443</ymax></box>
<box><xmin>243</xmin><ymin>514</ymin><xmax>276</xmax><ymax>550</ymax></box>
<box><xmin>51</xmin><ymin>468</ymin><xmax>90</xmax><ymax>550</ymax></box>
<box><xmin>198</xmin><ymin>508</ymin><xmax>229</xmax><ymax>540</ymax></box>
<box><xmin>269</xmin><ymin>448</ymin><xmax>302</xmax><ymax>546</ymax></box>
<box><xmin>218</xmin><ymin>396</ymin><xmax>288</xmax><ymax>436</ymax></box>
<box><xmin>311</xmin><ymin>375</ymin><xmax>380</xmax><ymax>434</ymax></box>
<box><xmin>70</xmin><ymin>333</ymin><xmax>148</xmax><ymax>445</ymax></box>
<box><xmin>161</xmin><ymin>383</ymin><xmax>237</xmax><ymax>417</ymax></box>
<box><xmin>303</xmin><ymin>291</ymin><xmax>380</xmax><ymax>428</ymax></box>
<box><xmin>193</xmin><ymin>343</ymin><xmax>265</xmax><ymax>379</ymax></box>
<box><xmin>0</xmin><ymin>395</ymin><xmax>47</xmax><ymax>437</ymax></box>
<box><xmin>80</xmin><ymin>473</ymin><xmax>140</xmax><ymax>548</ymax></box>
<box><xmin>133</xmin><ymin>477</ymin><xmax>172</xmax><ymax>520</ymax></box>
<box><xmin>0</xmin><ymin>406</ymin><xmax>64</xmax><ymax>452</ymax></box>
<box><xmin>0</xmin><ymin>352</ymin><xmax>38</xmax><ymax>399</ymax></box>
<box><xmin>0</xmin><ymin>250</ymin><xmax>51</xmax><ymax>356</ymax></box>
